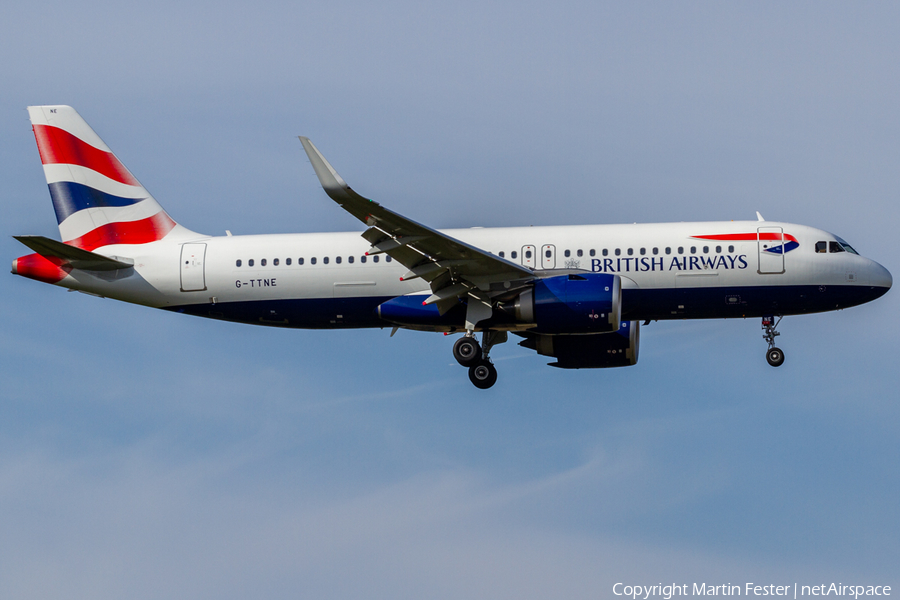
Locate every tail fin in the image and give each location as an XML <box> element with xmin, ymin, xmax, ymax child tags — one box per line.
<box><xmin>27</xmin><ymin>105</ymin><xmax>179</xmax><ymax>251</ymax></box>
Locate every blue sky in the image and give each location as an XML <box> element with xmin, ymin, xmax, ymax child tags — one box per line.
<box><xmin>2</xmin><ymin>2</ymin><xmax>898</xmax><ymax>598</ymax></box>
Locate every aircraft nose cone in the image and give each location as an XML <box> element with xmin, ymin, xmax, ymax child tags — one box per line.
<box><xmin>871</xmin><ymin>262</ymin><xmax>892</xmax><ymax>290</ymax></box>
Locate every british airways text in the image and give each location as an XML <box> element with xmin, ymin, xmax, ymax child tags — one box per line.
<box><xmin>591</xmin><ymin>255</ymin><xmax>749</xmax><ymax>273</ymax></box>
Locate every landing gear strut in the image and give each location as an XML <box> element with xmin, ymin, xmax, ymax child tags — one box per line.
<box><xmin>762</xmin><ymin>316</ymin><xmax>785</xmax><ymax>367</ymax></box>
<box><xmin>454</xmin><ymin>330</ymin><xmax>506</xmax><ymax>389</ymax></box>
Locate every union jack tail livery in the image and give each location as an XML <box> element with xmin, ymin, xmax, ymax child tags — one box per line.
<box><xmin>14</xmin><ymin>106</ymin><xmax>199</xmax><ymax>285</ymax></box>
<box><xmin>28</xmin><ymin>105</ymin><xmax>180</xmax><ymax>250</ymax></box>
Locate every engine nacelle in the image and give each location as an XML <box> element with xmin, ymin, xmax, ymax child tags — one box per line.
<box><xmin>518</xmin><ymin>320</ymin><xmax>640</xmax><ymax>369</ymax></box>
<box><xmin>509</xmin><ymin>273</ymin><xmax>621</xmax><ymax>334</ymax></box>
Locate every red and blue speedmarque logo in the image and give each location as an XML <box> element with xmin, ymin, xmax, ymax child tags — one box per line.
<box><xmin>692</xmin><ymin>233</ymin><xmax>799</xmax><ymax>254</ymax></box>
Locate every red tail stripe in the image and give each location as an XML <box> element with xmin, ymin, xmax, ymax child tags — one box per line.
<box><xmin>32</xmin><ymin>124</ymin><xmax>139</xmax><ymax>187</ymax></box>
<box><xmin>65</xmin><ymin>212</ymin><xmax>176</xmax><ymax>251</ymax></box>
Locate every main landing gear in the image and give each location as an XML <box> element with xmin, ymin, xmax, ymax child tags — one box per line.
<box><xmin>762</xmin><ymin>316</ymin><xmax>785</xmax><ymax>367</ymax></box>
<box><xmin>453</xmin><ymin>330</ymin><xmax>506</xmax><ymax>389</ymax></box>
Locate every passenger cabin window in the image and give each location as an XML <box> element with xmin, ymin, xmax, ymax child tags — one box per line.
<box><xmin>577</xmin><ymin>249</ymin><xmax>583</xmax><ymax>257</ymax></box>
<box><xmin>348</xmin><ymin>255</ymin><xmax>354</xmax><ymax>263</ymax></box>
<box><xmin>627</xmin><ymin>248</ymin><xmax>633</xmax><ymax>256</ymax></box>
<box><xmin>261</xmin><ymin>258</ymin><xmax>267</xmax><ymax>266</ymax></box>
<box><xmin>373</xmin><ymin>255</ymin><xmax>379</xmax><ymax>263</ymax></box>
<box><xmin>274</xmin><ymin>258</ymin><xmax>279</xmax><ymax>266</ymax></box>
<box><xmin>728</xmin><ymin>245</ymin><xmax>735</xmax><ymax>253</ymax></box>
<box><xmin>236</xmin><ymin>259</ymin><xmax>242</xmax><ymax>267</ymax></box>
<box><xmin>589</xmin><ymin>249</ymin><xmax>595</xmax><ymax>257</ymax></box>
<box><xmin>248</xmin><ymin>259</ymin><xmax>255</xmax><ymax>267</ymax></box>
<box><xmin>639</xmin><ymin>248</ymin><xmax>646</xmax><ymax>255</ymax></box>
<box><xmin>286</xmin><ymin>258</ymin><xmax>292</xmax><ymax>265</ymax></box>
<box><xmin>564</xmin><ymin>250</ymin><xmax>571</xmax><ymax>257</ymax></box>
<box><xmin>361</xmin><ymin>255</ymin><xmax>367</xmax><ymax>263</ymax></box>
<box><xmin>525</xmin><ymin>250</ymin><xmax>532</xmax><ymax>259</ymax></box>
<box><xmin>615</xmin><ymin>249</ymin><xmax>621</xmax><ymax>256</ymax></box>
<box><xmin>386</xmin><ymin>256</ymin><xmax>392</xmax><ymax>262</ymax></box>
<box><xmin>499</xmin><ymin>251</ymin><xmax>505</xmax><ymax>258</ymax></box>
<box><xmin>665</xmin><ymin>247</ymin><xmax>671</xmax><ymax>255</ymax></box>
<box><xmin>602</xmin><ymin>249</ymin><xmax>609</xmax><ymax>256</ymax></box>
<box><xmin>336</xmin><ymin>256</ymin><xmax>342</xmax><ymax>264</ymax></box>
<box><xmin>310</xmin><ymin>257</ymin><xmax>316</xmax><ymax>265</ymax></box>
<box><xmin>715</xmin><ymin>246</ymin><xmax>721</xmax><ymax>253</ymax></box>
<box><xmin>511</xmin><ymin>251</ymin><xmax>518</xmax><ymax>259</ymax></box>
<box><xmin>323</xmin><ymin>257</ymin><xmax>329</xmax><ymax>264</ymax></box>
<box><xmin>702</xmin><ymin>246</ymin><xmax>709</xmax><ymax>254</ymax></box>
<box><xmin>678</xmin><ymin>247</ymin><xmax>684</xmax><ymax>255</ymax></box>
<box><xmin>298</xmin><ymin>258</ymin><xmax>304</xmax><ymax>265</ymax></box>
<box><xmin>652</xmin><ymin>247</ymin><xmax>659</xmax><ymax>255</ymax></box>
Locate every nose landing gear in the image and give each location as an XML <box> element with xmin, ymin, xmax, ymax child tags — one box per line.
<box><xmin>762</xmin><ymin>316</ymin><xmax>785</xmax><ymax>367</ymax></box>
<box><xmin>453</xmin><ymin>330</ymin><xmax>506</xmax><ymax>389</ymax></box>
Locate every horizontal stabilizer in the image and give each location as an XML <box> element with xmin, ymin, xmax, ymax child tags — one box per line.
<box><xmin>14</xmin><ymin>235</ymin><xmax>134</xmax><ymax>271</ymax></box>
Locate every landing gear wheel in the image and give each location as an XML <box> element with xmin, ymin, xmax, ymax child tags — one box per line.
<box><xmin>468</xmin><ymin>360</ymin><xmax>498</xmax><ymax>389</ymax></box>
<box><xmin>766</xmin><ymin>347</ymin><xmax>785</xmax><ymax>367</ymax></box>
<box><xmin>453</xmin><ymin>336</ymin><xmax>482</xmax><ymax>367</ymax></box>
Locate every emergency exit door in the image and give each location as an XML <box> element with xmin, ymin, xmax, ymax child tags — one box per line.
<box><xmin>180</xmin><ymin>243</ymin><xmax>207</xmax><ymax>291</ymax></box>
<box><xmin>521</xmin><ymin>245</ymin><xmax>536</xmax><ymax>268</ymax></box>
<box><xmin>541</xmin><ymin>244</ymin><xmax>556</xmax><ymax>269</ymax></box>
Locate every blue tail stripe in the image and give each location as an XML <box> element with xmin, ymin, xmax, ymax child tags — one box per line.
<box><xmin>48</xmin><ymin>181</ymin><xmax>145</xmax><ymax>224</ymax></box>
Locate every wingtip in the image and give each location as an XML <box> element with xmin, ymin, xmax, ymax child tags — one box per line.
<box><xmin>298</xmin><ymin>137</ymin><xmax>350</xmax><ymax>191</ymax></box>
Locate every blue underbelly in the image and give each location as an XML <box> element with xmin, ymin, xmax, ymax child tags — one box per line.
<box><xmin>165</xmin><ymin>284</ymin><xmax>889</xmax><ymax>329</ymax></box>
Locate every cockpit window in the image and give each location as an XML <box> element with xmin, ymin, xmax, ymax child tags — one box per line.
<box><xmin>815</xmin><ymin>241</ymin><xmax>827</xmax><ymax>253</ymax></box>
<box><xmin>829</xmin><ymin>241</ymin><xmax>844</xmax><ymax>253</ymax></box>
<box><xmin>835</xmin><ymin>237</ymin><xmax>859</xmax><ymax>255</ymax></box>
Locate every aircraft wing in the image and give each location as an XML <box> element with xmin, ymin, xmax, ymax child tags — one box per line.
<box><xmin>299</xmin><ymin>137</ymin><xmax>535</xmax><ymax>317</ymax></box>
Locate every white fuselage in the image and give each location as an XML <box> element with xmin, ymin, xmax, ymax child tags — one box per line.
<box><xmin>47</xmin><ymin>219</ymin><xmax>891</xmax><ymax>330</ymax></box>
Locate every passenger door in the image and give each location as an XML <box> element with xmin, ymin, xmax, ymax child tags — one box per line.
<box><xmin>757</xmin><ymin>227</ymin><xmax>785</xmax><ymax>274</ymax></box>
<box><xmin>180</xmin><ymin>243</ymin><xmax>207</xmax><ymax>291</ymax></box>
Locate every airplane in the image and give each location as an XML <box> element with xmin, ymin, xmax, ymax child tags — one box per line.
<box><xmin>12</xmin><ymin>106</ymin><xmax>892</xmax><ymax>389</ymax></box>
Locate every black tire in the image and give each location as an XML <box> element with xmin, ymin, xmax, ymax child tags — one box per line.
<box><xmin>766</xmin><ymin>347</ymin><xmax>785</xmax><ymax>367</ymax></box>
<box><xmin>468</xmin><ymin>360</ymin><xmax>498</xmax><ymax>389</ymax></box>
<box><xmin>453</xmin><ymin>336</ymin><xmax>481</xmax><ymax>367</ymax></box>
